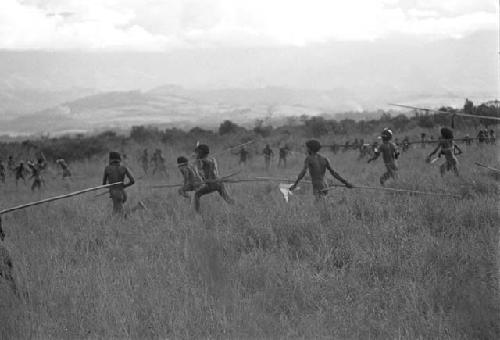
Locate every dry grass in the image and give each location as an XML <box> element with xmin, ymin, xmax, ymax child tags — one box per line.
<box><xmin>0</xmin><ymin>142</ymin><xmax>498</xmax><ymax>339</ymax></box>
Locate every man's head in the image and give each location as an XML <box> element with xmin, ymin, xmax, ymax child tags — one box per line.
<box><xmin>381</xmin><ymin>128</ymin><xmax>393</xmax><ymax>142</ymax></box>
<box><xmin>109</xmin><ymin>151</ymin><xmax>121</xmax><ymax>164</ymax></box>
<box><xmin>440</xmin><ymin>127</ymin><xmax>453</xmax><ymax>140</ymax></box>
<box><xmin>305</xmin><ymin>139</ymin><xmax>321</xmax><ymax>153</ymax></box>
<box><xmin>195</xmin><ymin>144</ymin><xmax>210</xmax><ymax>158</ymax></box>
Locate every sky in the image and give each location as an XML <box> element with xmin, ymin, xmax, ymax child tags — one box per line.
<box><xmin>0</xmin><ymin>0</ymin><xmax>497</xmax><ymax>50</ymax></box>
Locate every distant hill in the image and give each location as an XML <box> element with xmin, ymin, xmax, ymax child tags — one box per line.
<box><xmin>0</xmin><ymin>84</ymin><xmax>494</xmax><ymax>135</ymax></box>
<box><xmin>0</xmin><ymin>87</ymin><xmax>97</xmax><ymax>118</ymax></box>
<box><xmin>0</xmin><ymin>30</ymin><xmax>497</xmax><ymax>134</ymax></box>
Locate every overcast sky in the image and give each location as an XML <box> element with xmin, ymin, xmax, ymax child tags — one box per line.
<box><xmin>0</xmin><ymin>0</ymin><xmax>497</xmax><ymax>50</ymax></box>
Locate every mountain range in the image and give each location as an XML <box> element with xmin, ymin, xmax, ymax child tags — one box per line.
<box><xmin>0</xmin><ymin>31</ymin><xmax>497</xmax><ymax>135</ymax></box>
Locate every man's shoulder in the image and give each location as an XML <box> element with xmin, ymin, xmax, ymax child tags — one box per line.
<box><xmin>316</xmin><ymin>153</ymin><xmax>329</xmax><ymax>161</ymax></box>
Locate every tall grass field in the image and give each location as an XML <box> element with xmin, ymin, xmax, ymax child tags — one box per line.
<box><xmin>0</xmin><ymin>139</ymin><xmax>498</xmax><ymax>339</ymax></box>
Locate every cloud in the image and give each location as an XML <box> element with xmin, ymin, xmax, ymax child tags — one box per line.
<box><xmin>0</xmin><ymin>0</ymin><xmax>497</xmax><ymax>50</ymax></box>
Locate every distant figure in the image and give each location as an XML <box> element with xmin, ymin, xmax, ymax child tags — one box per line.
<box><xmin>236</xmin><ymin>146</ymin><xmax>249</xmax><ymax>166</ymax></box>
<box><xmin>139</xmin><ymin>148</ymin><xmax>149</xmax><ymax>175</ymax></box>
<box><xmin>343</xmin><ymin>141</ymin><xmax>350</xmax><ymax>152</ymax></box>
<box><xmin>151</xmin><ymin>149</ymin><xmax>168</xmax><ymax>177</ymax></box>
<box><xmin>477</xmin><ymin>130</ymin><xmax>486</xmax><ymax>144</ymax></box>
<box><xmin>102</xmin><ymin>152</ymin><xmax>135</xmax><ymax>214</ymax></box>
<box><xmin>420</xmin><ymin>133</ymin><xmax>426</xmax><ymax>148</ymax></box>
<box><xmin>353</xmin><ymin>138</ymin><xmax>360</xmax><ymax>149</ymax></box>
<box><xmin>14</xmin><ymin>162</ymin><xmax>26</xmax><ymax>187</ymax></box>
<box><xmin>358</xmin><ymin>144</ymin><xmax>371</xmax><ymax>159</ymax></box>
<box><xmin>289</xmin><ymin>140</ymin><xmax>353</xmax><ymax>200</ymax></box>
<box><xmin>489</xmin><ymin>129</ymin><xmax>496</xmax><ymax>144</ymax></box>
<box><xmin>0</xmin><ymin>159</ymin><xmax>5</xmax><ymax>184</ymax></box>
<box><xmin>7</xmin><ymin>156</ymin><xmax>15</xmax><ymax>175</ymax></box>
<box><xmin>177</xmin><ymin>156</ymin><xmax>202</xmax><ymax>198</ymax></box>
<box><xmin>193</xmin><ymin>144</ymin><xmax>234</xmax><ymax>212</ymax></box>
<box><xmin>56</xmin><ymin>158</ymin><xmax>71</xmax><ymax>179</ymax></box>
<box><xmin>27</xmin><ymin>157</ymin><xmax>46</xmax><ymax>191</ymax></box>
<box><xmin>402</xmin><ymin>136</ymin><xmax>410</xmax><ymax>152</ymax></box>
<box><xmin>330</xmin><ymin>143</ymin><xmax>339</xmax><ymax>154</ymax></box>
<box><xmin>278</xmin><ymin>145</ymin><xmax>289</xmax><ymax>168</ymax></box>
<box><xmin>367</xmin><ymin>128</ymin><xmax>400</xmax><ymax>186</ymax></box>
<box><xmin>464</xmin><ymin>134</ymin><xmax>472</xmax><ymax>146</ymax></box>
<box><xmin>427</xmin><ymin>128</ymin><xmax>463</xmax><ymax>177</ymax></box>
<box><xmin>262</xmin><ymin>144</ymin><xmax>274</xmax><ymax>170</ymax></box>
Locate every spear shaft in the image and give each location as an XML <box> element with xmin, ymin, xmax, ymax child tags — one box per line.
<box><xmin>475</xmin><ymin>162</ymin><xmax>500</xmax><ymax>173</ymax></box>
<box><xmin>0</xmin><ymin>182</ymin><xmax>124</xmax><ymax>215</ymax></box>
<box><xmin>322</xmin><ymin>184</ymin><xmax>460</xmax><ymax>198</ymax></box>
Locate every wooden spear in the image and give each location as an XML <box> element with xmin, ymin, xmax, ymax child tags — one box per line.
<box><xmin>475</xmin><ymin>162</ymin><xmax>500</xmax><ymax>173</ymax></box>
<box><xmin>150</xmin><ymin>170</ymin><xmax>242</xmax><ymax>189</ymax></box>
<box><xmin>0</xmin><ymin>182</ymin><xmax>123</xmax><ymax>215</ymax></box>
<box><xmin>321</xmin><ymin>183</ymin><xmax>460</xmax><ymax>198</ymax></box>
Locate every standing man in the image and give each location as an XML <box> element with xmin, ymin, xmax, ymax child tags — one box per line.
<box><xmin>236</xmin><ymin>146</ymin><xmax>249</xmax><ymax>166</ymax></box>
<box><xmin>367</xmin><ymin>128</ymin><xmax>400</xmax><ymax>186</ymax></box>
<box><xmin>56</xmin><ymin>158</ymin><xmax>72</xmax><ymax>179</ymax></box>
<box><xmin>289</xmin><ymin>140</ymin><xmax>353</xmax><ymax>200</ymax></box>
<box><xmin>14</xmin><ymin>161</ymin><xmax>27</xmax><ymax>187</ymax></box>
<box><xmin>193</xmin><ymin>144</ymin><xmax>234</xmax><ymax>212</ymax></box>
<box><xmin>151</xmin><ymin>148</ymin><xmax>168</xmax><ymax>177</ymax></box>
<box><xmin>102</xmin><ymin>152</ymin><xmax>135</xmax><ymax>214</ymax></box>
<box><xmin>139</xmin><ymin>148</ymin><xmax>149</xmax><ymax>175</ymax></box>
<box><xmin>27</xmin><ymin>157</ymin><xmax>46</xmax><ymax>192</ymax></box>
<box><xmin>278</xmin><ymin>145</ymin><xmax>289</xmax><ymax>168</ymax></box>
<box><xmin>7</xmin><ymin>156</ymin><xmax>15</xmax><ymax>177</ymax></box>
<box><xmin>263</xmin><ymin>144</ymin><xmax>274</xmax><ymax>170</ymax></box>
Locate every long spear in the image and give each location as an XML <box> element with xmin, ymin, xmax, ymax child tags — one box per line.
<box><xmin>255</xmin><ymin>176</ymin><xmax>313</xmax><ymax>183</ymax></box>
<box><xmin>215</xmin><ymin>140</ymin><xmax>254</xmax><ymax>157</ymax></box>
<box><xmin>0</xmin><ymin>182</ymin><xmax>123</xmax><ymax>215</ymax></box>
<box><xmin>389</xmin><ymin>103</ymin><xmax>500</xmax><ymax>121</ymax></box>
<box><xmin>475</xmin><ymin>162</ymin><xmax>500</xmax><ymax>173</ymax></box>
<box><xmin>150</xmin><ymin>170</ymin><xmax>242</xmax><ymax>189</ymax></box>
<box><xmin>322</xmin><ymin>183</ymin><xmax>460</xmax><ymax>198</ymax></box>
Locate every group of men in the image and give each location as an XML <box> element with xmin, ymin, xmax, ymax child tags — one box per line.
<box><xmin>0</xmin><ymin>155</ymin><xmax>72</xmax><ymax>190</ymax></box>
<box><xmin>477</xmin><ymin>129</ymin><xmax>496</xmax><ymax>144</ymax></box>
<box><xmin>103</xmin><ymin>125</ymin><xmax>474</xmax><ymax>214</ymax></box>
<box><xmin>235</xmin><ymin>144</ymin><xmax>290</xmax><ymax>170</ymax></box>
<box><xmin>3</xmin><ymin>123</ymin><xmax>486</xmax><ymax>214</ymax></box>
<box><xmin>139</xmin><ymin>148</ymin><xmax>168</xmax><ymax>177</ymax></box>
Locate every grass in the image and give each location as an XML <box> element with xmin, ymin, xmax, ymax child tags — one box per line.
<box><xmin>0</xmin><ymin>141</ymin><xmax>499</xmax><ymax>339</ymax></box>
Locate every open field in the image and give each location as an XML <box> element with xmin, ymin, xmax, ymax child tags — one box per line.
<box><xmin>0</xmin><ymin>140</ymin><xmax>499</xmax><ymax>339</ymax></box>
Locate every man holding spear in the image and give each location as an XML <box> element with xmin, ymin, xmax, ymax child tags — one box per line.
<box><xmin>289</xmin><ymin>139</ymin><xmax>353</xmax><ymax>200</ymax></box>
<box><xmin>193</xmin><ymin>144</ymin><xmax>234</xmax><ymax>212</ymax></box>
<box><xmin>102</xmin><ymin>152</ymin><xmax>135</xmax><ymax>214</ymax></box>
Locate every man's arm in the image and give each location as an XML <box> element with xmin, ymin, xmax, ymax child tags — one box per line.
<box><xmin>428</xmin><ymin>145</ymin><xmax>440</xmax><ymax>157</ymax></box>
<box><xmin>193</xmin><ymin>159</ymin><xmax>204</xmax><ymax>181</ymax></box>
<box><xmin>426</xmin><ymin>144</ymin><xmax>440</xmax><ymax>163</ymax></box>
<box><xmin>326</xmin><ymin>159</ymin><xmax>353</xmax><ymax>188</ymax></box>
<box><xmin>289</xmin><ymin>158</ymin><xmax>308</xmax><ymax>191</ymax></box>
<box><xmin>367</xmin><ymin>150</ymin><xmax>379</xmax><ymax>163</ymax></box>
<box><xmin>102</xmin><ymin>168</ymin><xmax>108</xmax><ymax>185</ymax></box>
<box><xmin>454</xmin><ymin>143</ymin><xmax>463</xmax><ymax>155</ymax></box>
<box><xmin>124</xmin><ymin>167</ymin><xmax>135</xmax><ymax>188</ymax></box>
<box><xmin>213</xmin><ymin>158</ymin><xmax>220</xmax><ymax>178</ymax></box>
